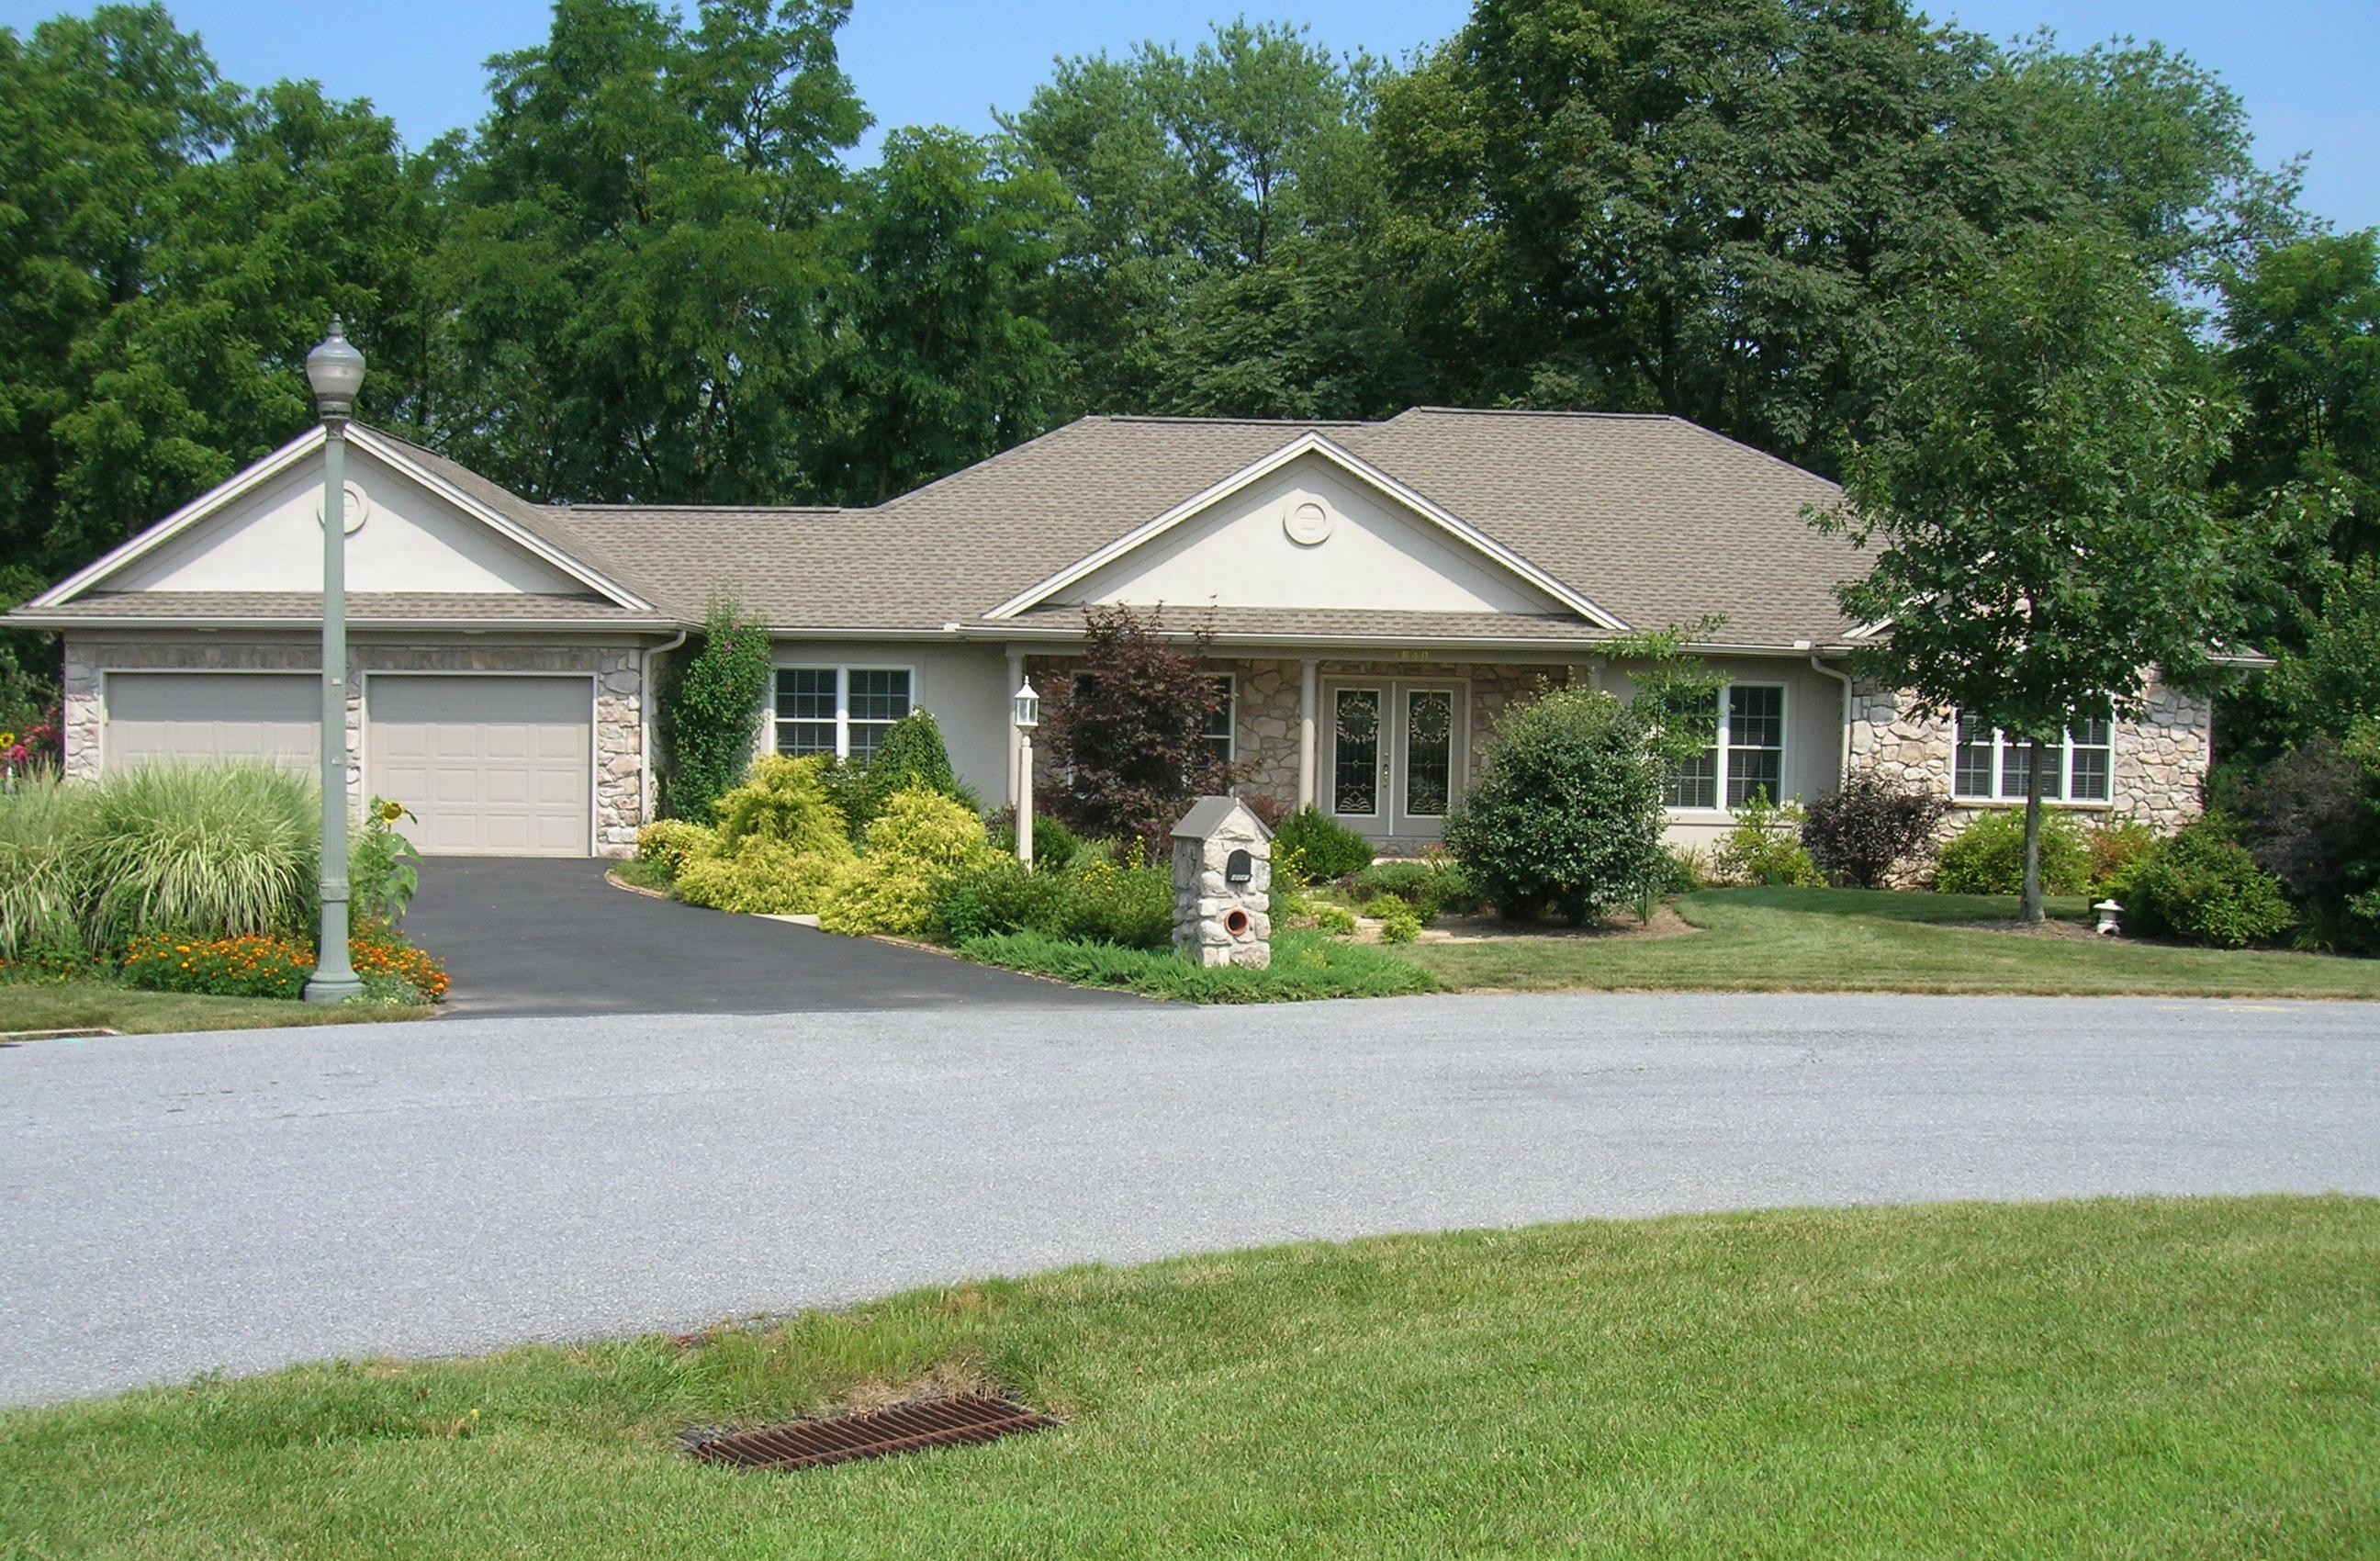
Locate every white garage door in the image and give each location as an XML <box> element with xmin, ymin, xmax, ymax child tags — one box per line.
<box><xmin>365</xmin><ymin>676</ymin><xmax>592</xmax><ymax>858</ymax></box>
<box><xmin>106</xmin><ymin>673</ymin><xmax>320</xmax><ymax>769</ymax></box>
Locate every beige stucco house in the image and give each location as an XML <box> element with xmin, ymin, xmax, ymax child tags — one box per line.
<box><xmin>9</xmin><ymin>408</ymin><xmax>2221</xmax><ymax>857</ymax></box>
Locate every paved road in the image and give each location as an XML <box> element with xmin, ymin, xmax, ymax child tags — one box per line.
<box><xmin>4</xmin><ymin>993</ymin><xmax>2375</xmax><ymax>1405</ymax></box>
<box><xmin>401</xmin><ymin>858</ymin><xmax>1138</xmax><ymax>1016</ymax></box>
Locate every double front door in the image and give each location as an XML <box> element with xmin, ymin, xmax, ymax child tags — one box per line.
<box><xmin>1325</xmin><ymin>679</ymin><xmax>1465</xmax><ymax>840</ymax></box>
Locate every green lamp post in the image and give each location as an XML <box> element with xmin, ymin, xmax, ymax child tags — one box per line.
<box><xmin>303</xmin><ymin>319</ymin><xmax>366</xmax><ymax>1005</ymax></box>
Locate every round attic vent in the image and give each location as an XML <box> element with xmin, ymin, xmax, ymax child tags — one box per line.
<box><xmin>315</xmin><ymin>481</ymin><xmax>369</xmax><ymax>534</ymax></box>
<box><xmin>1283</xmin><ymin>497</ymin><xmax>1333</xmax><ymax>546</ymax></box>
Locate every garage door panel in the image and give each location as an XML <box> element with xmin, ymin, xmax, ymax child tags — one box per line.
<box><xmin>365</xmin><ymin>676</ymin><xmax>592</xmax><ymax>858</ymax></box>
<box><xmin>106</xmin><ymin>674</ymin><xmax>320</xmax><ymax>769</ymax></box>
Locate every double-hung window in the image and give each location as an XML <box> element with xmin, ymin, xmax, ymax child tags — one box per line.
<box><xmin>1664</xmin><ymin>684</ymin><xmax>1788</xmax><ymax>810</ymax></box>
<box><xmin>1200</xmin><ymin>676</ymin><xmax>1235</xmax><ymax>772</ymax></box>
<box><xmin>1952</xmin><ymin>714</ymin><xmax>2112</xmax><ymax>803</ymax></box>
<box><xmin>774</xmin><ymin>666</ymin><xmax>914</xmax><ymax>761</ymax></box>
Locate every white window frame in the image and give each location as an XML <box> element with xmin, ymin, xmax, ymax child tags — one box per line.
<box><xmin>772</xmin><ymin>664</ymin><xmax>916</xmax><ymax>761</ymax></box>
<box><xmin>1201</xmin><ymin>674</ymin><xmax>1236</xmax><ymax>769</ymax></box>
<box><xmin>1665</xmin><ymin>682</ymin><xmax>1789</xmax><ymax>814</ymax></box>
<box><xmin>1951</xmin><ymin>713</ymin><xmax>2114</xmax><ymax>806</ymax></box>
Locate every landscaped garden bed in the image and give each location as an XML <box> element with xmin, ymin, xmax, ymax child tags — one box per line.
<box><xmin>0</xmin><ymin>763</ymin><xmax>445</xmax><ymax>1034</ymax></box>
<box><xmin>4</xmin><ymin>1196</ymin><xmax>2371</xmax><ymax>1556</ymax></box>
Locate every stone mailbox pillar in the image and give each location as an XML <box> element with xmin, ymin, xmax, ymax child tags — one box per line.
<box><xmin>1171</xmin><ymin>795</ymin><xmax>1273</xmax><ymax>969</ymax></box>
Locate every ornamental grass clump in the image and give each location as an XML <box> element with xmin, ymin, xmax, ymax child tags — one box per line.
<box><xmin>817</xmin><ymin>788</ymin><xmax>995</xmax><ymax>937</ymax></box>
<box><xmin>84</xmin><ymin>761</ymin><xmax>316</xmax><ymax>949</ymax></box>
<box><xmin>0</xmin><ymin>773</ymin><xmax>96</xmax><ymax>960</ymax></box>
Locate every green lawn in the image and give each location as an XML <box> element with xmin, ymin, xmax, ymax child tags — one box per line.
<box><xmin>3</xmin><ymin>1196</ymin><xmax>2372</xmax><ymax>1558</ymax></box>
<box><xmin>0</xmin><ymin>981</ymin><xmax>431</xmax><ymax>1036</ymax></box>
<box><xmin>1396</xmin><ymin>887</ymin><xmax>2380</xmax><ymax>999</ymax></box>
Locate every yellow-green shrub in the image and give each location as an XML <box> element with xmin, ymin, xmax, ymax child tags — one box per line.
<box><xmin>678</xmin><ymin>837</ymin><xmax>848</xmax><ymax>915</ymax></box>
<box><xmin>712</xmin><ymin>755</ymin><xmax>850</xmax><ymax>854</ymax></box>
<box><xmin>817</xmin><ymin>788</ymin><xmax>994</xmax><ymax>937</ymax></box>
<box><xmin>635</xmin><ymin>818</ymin><xmax>716</xmax><ymax>877</ymax></box>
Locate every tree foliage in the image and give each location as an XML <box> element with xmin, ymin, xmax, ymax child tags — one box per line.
<box><xmin>1038</xmin><ymin>605</ymin><xmax>1236</xmax><ymax>859</ymax></box>
<box><xmin>1815</xmin><ymin>227</ymin><xmax>2240</xmax><ymax>920</ymax></box>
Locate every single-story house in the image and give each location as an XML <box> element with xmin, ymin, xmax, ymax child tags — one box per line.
<box><xmin>9</xmin><ymin>408</ymin><xmax>2220</xmax><ymax>858</ymax></box>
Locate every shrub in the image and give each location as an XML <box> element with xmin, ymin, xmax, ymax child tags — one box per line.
<box><xmin>1347</xmin><ymin>859</ymin><xmax>1480</xmax><ymax>919</ymax></box>
<box><xmin>1933</xmin><ymin>810</ymin><xmax>2092</xmax><ymax>896</ymax></box>
<box><xmin>1662</xmin><ymin>844</ymin><xmax>1709</xmax><ymax>893</ymax></box>
<box><xmin>1362</xmin><ymin>894</ymin><xmax>1422</xmax><ymax>943</ymax></box>
<box><xmin>2231</xmin><ymin>736</ymin><xmax>2380</xmax><ymax>951</ymax></box>
<box><xmin>1801</xmin><ymin>773</ymin><xmax>1947</xmax><ymax>888</ymax></box>
<box><xmin>661</xmin><ymin>596</ymin><xmax>774</xmax><ymax>825</ymax></box>
<box><xmin>986</xmin><ymin>808</ymin><xmax>1083</xmax><ymax>871</ymax></box>
<box><xmin>635</xmin><ymin>818</ymin><xmax>717</xmax><ymax>878</ymax></box>
<box><xmin>956</xmin><ymin>928</ymin><xmax>1442</xmax><ymax>1003</ymax></box>
<box><xmin>711</xmin><ymin>755</ymin><xmax>852</xmax><ymax>855</ymax></box>
<box><xmin>1061</xmin><ymin>856</ymin><xmax>1173</xmax><ymax>949</ymax></box>
<box><xmin>1039</xmin><ymin>605</ymin><xmax>1237</xmax><ymax>856</ymax></box>
<box><xmin>85</xmin><ymin>761</ymin><xmax>316</xmax><ymax>949</ymax></box>
<box><xmin>818</xmin><ymin>788</ymin><xmax>996</xmax><ymax>937</ymax></box>
<box><xmin>0</xmin><ymin>941</ymin><xmax>103</xmax><ymax>984</ymax></box>
<box><xmin>1713</xmin><ymin>793</ymin><xmax>1826</xmax><ymax>888</ymax></box>
<box><xmin>1444</xmin><ymin>689</ymin><xmax>1667</xmax><ymax>925</ymax></box>
<box><xmin>678</xmin><ymin>837</ymin><xmax>848</xmax><ymax>915</ymax></box>
<box><xmin>122</xmin><ymin>932</ymin><xmax>312</xmax><ymax>999</ymax></box>
<box><xmin>1273</xmin><ymin>806</ymin><xmax>1375</xmax><ymax>882</ymax></box>
<box><xmin>2120</xmin><ymin>815</ymin><xmax>2295</xmax><ymax>948</ymax></box>
<box><xmin>931</xmin><ymin>853</ymin><xmax>1173</xmax><ymax>949</ymax></box>
<box><xmin>2085</xmin><ymin>818</ymin><xmax>2159</xmax><ymax>894</ymax></box>
<box><xmin>1312</xmin><ymin>903</ymin><xmax>1358</xmax><ymax>937</ymax></box>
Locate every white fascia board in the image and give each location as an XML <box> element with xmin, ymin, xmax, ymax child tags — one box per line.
<box><xmin>6</xmin><ymin>613</ymin><xmax>679</xmax><ymax>633</ymax></box>
<box><xmin>981</xmin><ymin>432</ymin><xmax>1631</xmax><ymax>632</ymax></box>
<box><xmin>346</xmin><ymin>428</ymin><xmax>656</xmax><ymax>612</ymax></box>
<box><xmin>30</xmin><ymin>427</ymin><xmax>328</xmax><ymax>606</ymax></box>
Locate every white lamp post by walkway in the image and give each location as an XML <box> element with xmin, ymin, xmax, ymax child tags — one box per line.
<box><xmin>302</xmin><ymin>320</ymin><xmax>366</xmax><ymax>1004</ymax></box>
<box><xmin>1012</xmin><ymin>679</ymin><xmax>1039</xmax><ymax>870</ymax></box>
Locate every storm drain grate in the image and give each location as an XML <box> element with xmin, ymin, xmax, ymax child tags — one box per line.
<box><xmin>685</xmin><ymin>1395</ymin><xmax>1057</xmax><ymax>1472</ymax></box>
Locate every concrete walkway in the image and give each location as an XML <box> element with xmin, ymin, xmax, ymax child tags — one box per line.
<box><xmin>4</xmin><ymin>991</ymin><xmax>2374</xmax><ymax>1405</ymax></box>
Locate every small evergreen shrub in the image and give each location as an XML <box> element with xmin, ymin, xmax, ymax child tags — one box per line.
<box><xmin>635</xmin><ymin>819</ymin><xmax>717</xmax><ymax>878</ymax></box>
<box><xmin>1273</xmin><ymin>806</ymin><xmax>1375</xmax><ymax>882</ymax></box>
<box><xmin>1801</xmin><ymin>773</ymin><xmax>1947</xmax><ymax>888</ymax></box>
<box><xmin>1443</xmin><ymin>689</ymin><xmax>1667</xmax><ymax>925</ymax></box>
<box><xmin>1312</xmin><ymin>903</ymin><xmax>1358</xmax><ymax>937</ymax></box>
<box><xmin>2119</xmin><ymin>815</ymin><xmax>2295</xmax><ymax>948</ymax></box>
<box><xmin>1362</xmin><ymin>894</ymin><xmax>1422</xmax><ymax>943</ymax></box>
<box><xmin>818</xmin><ymin>788</ymin><xmax>997</xmax><ymax>937</ymax></box>
<box><xmin>1933</xmin><ymin>810</ymin><xmax>2093</xmax><ymax>896</ymax></box>
<box><xmin>1713</xmin><ymin>793</ymin><xmax>1826</xmax><ymax>887</ymax></box>
<box><xmin>1347</xmin><ymin>859</ymin><xmax>1480</xmax><ymax>919</ymax></box>
<box><xmin>987</xmin><ymin>808</ymin><xmax>1083</xmax><ymax>871</ymax></box>
<box><xmin>661</xmin><ymin>596</ymin><xmax>774</xmax><ymax>825</ymax></box>
<box><xmin>677</xmin><ymin>838</ymin><xmax>848</xmax><ymax>915</ymax></box>
<box><xmin>711</xmin><ymin>755</ymin><xmax>852</xmax><ymax>855</ymax></box>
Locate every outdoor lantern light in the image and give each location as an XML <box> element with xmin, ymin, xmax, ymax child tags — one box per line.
<box><xmin>305</xmin><ymin>318</ymin><xmax>367</xmax><ymax>418</ymax></box>
<box><xmin>1012</xmin><ymin>679</ymin><xmax>1039</xmax><ymax>870</ymax></box>
<box><xmin>303</xmin><ymin>319</ymin><xmax>365</xmax><ymax>1004</ymax></box>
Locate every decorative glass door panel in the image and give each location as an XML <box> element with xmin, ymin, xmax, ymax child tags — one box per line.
<box><xmin>1330</xmin><ymin>688</ymin><xmax>1382</xmax><ymax>818</ymax></box>
<box><xmin>1327</xmin><ymin>679</ymin><xmax>1465</xmax><ymax>838</ymax></box>
<box><xmin>1402</xmin><ymin>690</ymin><xmax>1454</xmax><ymax>819</ymax></box>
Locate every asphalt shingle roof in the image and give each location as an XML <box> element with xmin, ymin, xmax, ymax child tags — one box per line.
<box><xmin>19</xmin><ymin>410</ymin><xmax>1870</xmax><ymax>646</ymax></box>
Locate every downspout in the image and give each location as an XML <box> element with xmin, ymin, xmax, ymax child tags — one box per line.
<box><xmin>642</xmin><ymin>629</ymin><xmax>690</xmax><ymax>828</ymax></box>
<box><xmin>1806</xmin><ymin>647</ymin><xmax>1854</xmax><ymax>781</ymax></box>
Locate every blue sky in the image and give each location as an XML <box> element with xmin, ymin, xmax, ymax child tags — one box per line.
<box><xmin>5</xmin><ymin>0</ymin><xmax>2373</xmax><ymax>231</ymax></box>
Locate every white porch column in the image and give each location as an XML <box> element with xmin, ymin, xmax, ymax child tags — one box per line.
<box><xmin>1297</xmin><ymin>657</ymin><xmax>1319</xmax><ymax>811</ymax></box>
<box><xmin>1005</xmin><ymin>646</ymin><xmax>1027</xmax><ymax>808</ymax></box>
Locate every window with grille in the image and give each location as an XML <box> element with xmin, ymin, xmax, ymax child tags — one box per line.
<box><xmin>1664</xmin><ymin>683</ymin><xmax>1787</xmax><ymax>811</ymax></box>
<box><xmin>774</xmin><ymin>667</ymin><xmax>913</xmax><ymax>761</ymax></box>
<box><xmin>1952</xmin><ymin>713</ymin><xmax>2113</xmax><ymax>803</ymax></box>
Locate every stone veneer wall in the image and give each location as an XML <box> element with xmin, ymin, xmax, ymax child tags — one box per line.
<box><xmin>62</xmin><ymin>636</ymin><xmax>650</xmax><ymax>854</ymax></box>
<box><xmin>1847</xmin><ymin>675</ymin><xmax>2213</xmax><ymax>833</ymax></box>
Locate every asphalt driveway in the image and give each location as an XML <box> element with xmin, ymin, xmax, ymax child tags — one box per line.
<box><xmin>4</xmin><ymin>992</ymin><xmax>2375</xmax><ymax>1404</ymax></box>
<box><xmin>400</xmin><ymin>858</ymin><xmax>1137</xmax><ymax>1016</ymax></box>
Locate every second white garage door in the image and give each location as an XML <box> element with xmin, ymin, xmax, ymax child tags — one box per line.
<box><xmin>365</xmin><ymin>676</ymin><xmax>593</xmax><ymax>857</ymax></box>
